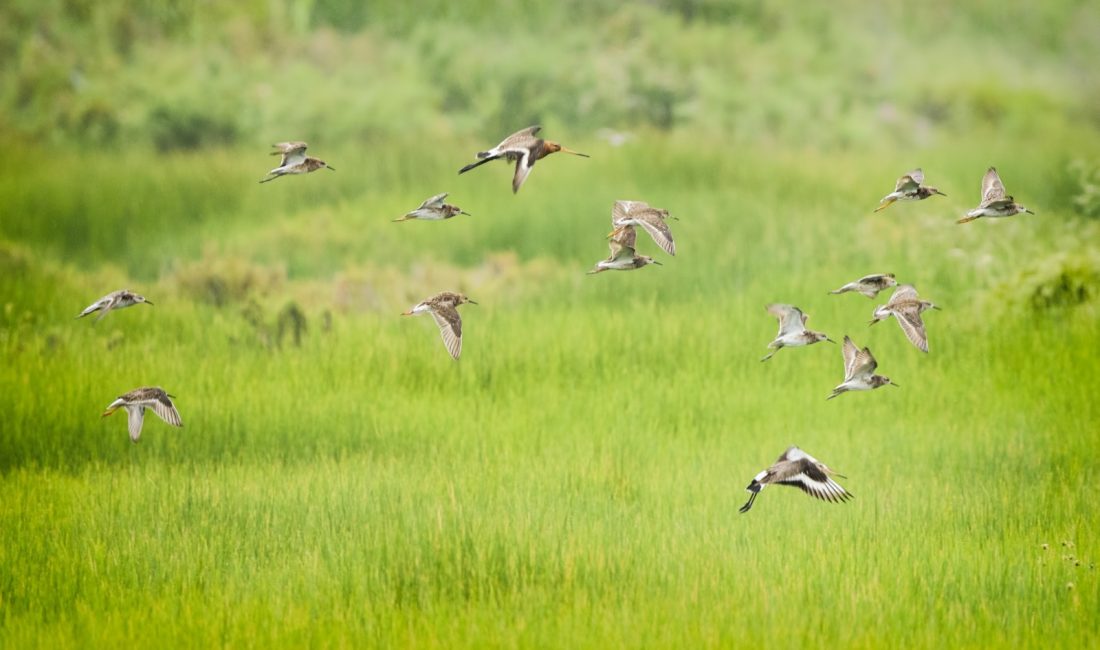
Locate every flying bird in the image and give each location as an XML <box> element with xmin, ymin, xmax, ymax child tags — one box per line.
<box><xmin>402</xmin><ymin>292</ymin><xmax>476</xmax><ymax>359</ymax></box>
<box><xmin>393</xmin><ymin>193</ymin><xmax>470</xmax><ymax>222</ymax></box>
<box><xmin>102</xmin><ymin>386</ymin><xmax>182</xmax><ymax>442</ymax></box>
<box><xmin>739</xmin><ymin>446</ymin><xmax>852</xmax><ymax>513</ymax></box>
<box><xmin>608</xmin><ymin>200</ymin><xmax>677</xmax><ymax>256</ymax></box>
<box><xmin>870</xmin><ymin>284</ymin><xmax>940</xmax><ymax>353</ymax></box>
<box><xmin>958</xmin><ymin>167</ymin><xmax>1033</xmax><ymax>223</ymax></box>
<box><xmin>873</xmin><ymin>169</ymin><xmax>946</xmax><ymax>212</ymax></box>
<box><xmin>828</xmin><ymin>336</ymin><xmax>897</xmax><ymax>399</ymax></box>
<box><xmin>760</xmin><ymin>304</ymin><xmax>834</xmax><ymax>361</ymax></box>
<box><xmin>588</xmin><ymin>216</ymin><xmax>661</xmax><ymax>274</ymax></box>
<box><xmin>458</xmin><ymin>126</ymin><xmax>588</xmax><ymax>193</ymax></box>
<box><xmin>259</xmin><ymin>141</ymin><xmax>334</xmax><ymax>183</ymax></box>
<box><xmin>76</xmin><ymin>290</ymin><xmax>153</xmax><ymax>321</ymax></box>
<box><xmin>829</xmin><ymin>273</ymin><xmax>898</xmax><ymax>299</ymax></box>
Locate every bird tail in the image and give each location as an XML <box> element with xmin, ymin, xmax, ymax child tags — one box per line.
<box><xmin>459</xmin><ymin>155</ymin><xmax>499</xmax><ymax>174</ymax></box>
<box><xmin>873</xmin><ymin>199</ymin><xmax>895</xmax><ymax>213</ymax></box>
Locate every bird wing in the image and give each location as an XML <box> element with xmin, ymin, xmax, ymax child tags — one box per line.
<box><xmin>841</xmin><ymin>336</ymin><xmax>859</xmax><ymax>379</ymax></box>
<box><xmin>78</xmin><ymin>293</ymin><xmax>113</xmax><ymax>318</ymax></box>
<box><xmin>499</xmin><ymin>125</ymin><xmax>542</xmax><ymax>150</ymax></box>
<box><xmin>94</xmin><ymin>293</ymin><xmax>124</xmax><ymax>322</ymax></box>
<box><xmin>611</xmin><ymin>200</ymin><xmax>650</xmax><ymax>225</ymax></box>
<box><xmin>766</xmin><ymin>304</ymin><xmax>806</xmax><ymax>337</ymax></box>
<box><xmin>980</xmin><ymin>167</ymin><xmax>1006</xmax><ymax>206</ymax></box>
<box><xmin>418</xmin><ymin>193</ymin><xmax>448</xmax><ymax>210</ymax></box>
<box><xmin>127</xmin><ymin>406</ymin><xmax>145</xmax><ymax>442</ymax></box>
<box><xmin>850</xmin><ymin>346</ymin><xmax>878</xmax><ymax>380</ymax></box>
<box><xmin>511</xmin><ymin>148</ymin><xmax>537</xmax><ymax>193</ymax></box>
<box><xmin>430</xmin><ymin>305</ymin><xmax>463</xmax><ymax>359</ymax></box>
<box><xmin>892</xmin><ymin>305</ymin><xmax>929</xmax><ymax>352</ymax></box>
<box><xmin>894</xmin><ymin>169</ymin><xmax>922</xmax><ymax>193</ymax></box>
<box><xmin>272</xmin><ymin>142</ymin><xmax>308</xmax><ymax>167</ymax></box>
<box><xmin>887</xmin><ymin>284</ymin><xmax>919</xmax><ymax>306</ymax></box>
<box><xmin>150</xmin><ymin>394</ymin><xmax>183</xmax><ymax>427</ymax></box>
<box><xmin>636</xmin><ymin>211</ymin><xmax>676</xmax><ymax>256</ymax></box>
<box><xmin>609</xmin><ymin>224</ymin><xmax>637</xmax><ymax>255</ymax></box>
<box><xmin>775</xmin><ymin>459</ymin><xmax>851</xmax><ymax>503</ymax></box>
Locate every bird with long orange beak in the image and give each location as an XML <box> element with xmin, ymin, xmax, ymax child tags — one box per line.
<box><xmin>458</xmin><ymin>126</ymin><xmax>588</xmax><ymax>193</ymax></box>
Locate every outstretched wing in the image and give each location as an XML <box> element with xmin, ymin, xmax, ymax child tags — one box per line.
<box><xmin>767</xmin><ymin>304</ymin><xmax>806</xmax><ymax>337</ymax></box>
<box><xmin>894</xmin><ymin>169</ymin><xmax>923</xmax><ymax>193</ymax></box>
<box><xmin>842</xmin><ymin>336</ymin><xmax>859</xmax><ymax>379</ymax></box>
<box><xmin>980</xmin><ymin>167</ymin><xmax>1006</xmax><ymax>207</ymax></box>
<box><xmin>511</xmin><ymin>148</ymin><xmax>537</xmax><ymax>193</ymax></box>
<box><xmin>418</xmin><ymin>193</ymin><xmax>448</xmax><ymax>210</ymax></box>
<box><xmin>127</xmin><ymin>407</ymin><xmax>145</xmax><ymax>442</ymax></box>
<box><xmin>611</xmin><ymin>200</ymin><xmax>650</xmax><ymax>226</ymax></box>
<box><xmin>430</xmin><ymin>305</ymin><xmax>463</xmax><ymax>359</ymax></box>
<box><xmin>272</xmin><ymin>142</ymin><xmax>308</xmax><ymax>167</ymax></box>
<box><xmin>150</xmin><ymin>394</ymin><xmax>183</xmax><ymax>428</ymax></box>
<box><xmin>609</xmin><ymin>224</ymin><xmax>637</xmax><ymax>255</ymax></box>
<box><xmin>850</xmin><ymin>346</ymin><xmax>878</xmax><ymax>380</ymax></box>
<box><xmin>636</xmin><ymin>211</ymin><xmax>676</xmax><ymax>256</ymax></box>
<box><xmin>498</xmin><ymin>125</ymin><xmax>542</xmax><ymax>151</ymax></box>
<box><xmin>775</xmin><ymin>459</ymin><xmax>851</xmax><ymax>503</ymax></box>
<box><xmin>887</xmin><ymin>284</ymin><xmax>919</xmax><ymax>306</ymax></box>
<box><xmin>892</xmin><ymin>306</ymin><xmax>929</xmax><ymax>353</ymax></box>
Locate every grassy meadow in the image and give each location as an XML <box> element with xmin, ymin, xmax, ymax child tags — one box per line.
<box><xmin>2</xmin><ymin>1</ymin><xmax>1100</xmax><ymax>647</ymax></box>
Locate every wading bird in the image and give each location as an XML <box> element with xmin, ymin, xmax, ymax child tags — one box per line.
<box><xmin>607</xmin><ymin>200</ymin><xmax>677</xmax><ymax>256</ymax></box>
<box><xmin>588</xmin><ymin>218</ymin><xmax>661</xmax><ymax>274</ymax></box>
<box><xmin>829</xmin><ymin>273</ymin><xmax>898</xmax><ymax>299</ymax></box>
<box><xmin>828</xmin><ymin>336</ymin><xmax>897</xmax><ymax>399</ymax></box>
<box><xmin>259</xmin><ymin>141</ymin><xmax>334</xmax><ymax>183</ymax></box>
<box><xmin>760</xmin><ymin>304</ymin><xmax>834</xmax><ymax>361</ymax></box>
<box><xmin>874</xmin><ymin>168</ymin><xmax>946</xmax><ymax>212</ymax></box>
<box><xmin>402</xmin><ymin>292</ymin><xmax>476</xmax><ymax>360</ymax></box>
<box><xmin>76</xmin><ymin>290</ymin><xmax>153</xmax><ymax>322</ymax></box>
<box><xmin>958</xmin><ymin>167</ymin><xmax>1033</xmax><ymax>223</ymax></box>
<box><xmin>393</xmin><ymin>193</ymin><xmax>470</xmax><ymax>222</ymax></box>
<box><xmin>458</xmin><ymin>126</ymin><xmax>588</xmax><ymax>193</ymax></box>
<box><xmin>870</xmin><ymin>284</ymin><xmax>940</xmax><ymax>353</ymax></box>
<box><xmin>102</xmin><ymin>386</ymin><xmax>182</xmax><ymax>442</ymax></box>
<box><xmin>739</xmin><ymin>446</ymin><xmax>852</xmax><ymax>513</ymax></box>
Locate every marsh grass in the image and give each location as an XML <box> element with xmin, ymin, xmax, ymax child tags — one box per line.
<box><xmin>2</xmin><ymin>127</ymin><xmax>1099</xmax><ymax>646</ymax></box>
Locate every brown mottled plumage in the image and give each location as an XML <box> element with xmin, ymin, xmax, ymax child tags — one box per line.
<box><xmin>402</xmin><ymin>292</ymin><xmax>477</xmax><ymax>359</ymax></box>
<box><xmin>260</xmin><ymin>141</ymin><xmax>335</xmax><ymax>183</ymax></box>
<box><xmin>102</xmin><ymin>386</ymin><xmax>182</xmax><ymax>442</ymax></box>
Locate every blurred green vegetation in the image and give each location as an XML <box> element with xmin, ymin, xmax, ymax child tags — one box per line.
<box><xmin>2</xmin><ymin>2</ymin><xmax>1100</xmax><ymax>647</ymax></box>
<box><xmin>2</xmin><ymin>0</ymin><xmax>1098</xmax><ymax>150</ymax></box>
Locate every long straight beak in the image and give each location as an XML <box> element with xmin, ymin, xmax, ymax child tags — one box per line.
<box><xmin>891</xmin><ymin>383</ymin><xmax>901</xmax><ymax>388</ymax></box>
<box><xmin>1025</xmin><ymin>208</ymin><xmax>1035</xmax><ymax>214</ymax></box>
<box><xmin>467</xmin><ymin>300</ymin><xmax>478</xmax><ymax>305</ymax></box>
<box><xmin>145</xmin><ymin>301</ymin><xmax>154</xmax><ymax>306</ymax></box>
<box><xmin>935</xmin><ymin>190</ymin><xmax>947</xmax><ymax>196</ymax></box>
<box><xmin>459</xmin><ymin>211</ymin><xmax>471</xmax><ymax>216</ymax></box>
<box><xmin>560</xmin><ymin>147</ymin><xmax>589</xmax><ymax>158</ymax></box>
<box><xmin>651</xmin><ymin>260</ymin><xmax>663</xmax><ymax>266</ymax></box>
<box><xmin>326</xmin><ymin>166</ymin><xmax>336</xmax><ymax>171</ymax></box>
<box><xmin>826</xmin><ymin>337</ymin><xmax>837</xmax><ymax>344</ymax></box>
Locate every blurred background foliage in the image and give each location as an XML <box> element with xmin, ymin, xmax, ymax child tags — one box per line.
<box><xmin>2</xmin><ymin>0</ymin><xmax>1098</xmax><ymax>151</ymax></box>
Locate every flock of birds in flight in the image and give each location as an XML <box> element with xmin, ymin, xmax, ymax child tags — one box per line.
<box><xmin>78</xmin><ymin>125</ymin><xmax>1036</xmax><ymax>513</ymax></box>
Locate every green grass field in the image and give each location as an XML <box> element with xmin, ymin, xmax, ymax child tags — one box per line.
<box><xmin>2</xmin><ymin>2</ymin><xmax>1100</xmax><ymax>647</ymax></box>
